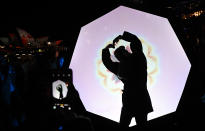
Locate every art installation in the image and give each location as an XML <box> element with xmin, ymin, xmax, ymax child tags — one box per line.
<box><xmin>69</xmin><ymin>6</ymin><xmax>191</xmax><ymax>126</ymax></box>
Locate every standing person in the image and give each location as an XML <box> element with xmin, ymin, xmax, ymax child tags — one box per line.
<box><xmin>119</xmin><ymin>32</ymin><xmax>153</xmax><ymax>128</ymax></box>
<box><xmin>102</xmin><ymin>32</ymin><xmax>153</xmax><ymax>128</ymax></box>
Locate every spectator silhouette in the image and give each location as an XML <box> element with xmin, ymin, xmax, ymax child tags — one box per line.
<box><xmin>102</xmin><ymin>31</ymin><xmax>153</xmax><ymax>128</ymax></box>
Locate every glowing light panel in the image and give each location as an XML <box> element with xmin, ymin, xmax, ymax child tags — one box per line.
<box><xmin>69</xmin><ymin>6</ymin><xmax>191</xmax><ymax>126</ymax></box>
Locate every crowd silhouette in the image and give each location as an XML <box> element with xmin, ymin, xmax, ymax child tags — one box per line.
<box><xmin>0</xmin><ymin>48</ymin><xmax>94</xmax><ymax>131</ymax></box>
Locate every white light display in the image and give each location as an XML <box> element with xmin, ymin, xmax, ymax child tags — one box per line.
<box><xmin>69</xmin><ymin>6</ymin><xmax>191</xmax><ymax>126</ymax></box>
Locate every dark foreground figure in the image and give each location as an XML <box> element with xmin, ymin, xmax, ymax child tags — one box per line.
<box><xmin>102</xmin><ymin>31</ymin><xmax>153</xmax><ymax>129</ymax></box>
<box><xmin>0</xmin><ymin>50</ymin><xmax>94</xmax><ymax>131</ymax></box>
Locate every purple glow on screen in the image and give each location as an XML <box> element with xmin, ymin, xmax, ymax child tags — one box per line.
<box><xmin>69</xmin><ymin>6</ymin><xmax>191</xmax><ymax>126</ymax></box>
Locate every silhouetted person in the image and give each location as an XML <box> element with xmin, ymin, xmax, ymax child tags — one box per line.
<box><xmin>102</xmin><ymin>31</ymin><xmax>153</xmax><ymax>128</ymax></box>
<box><xmin>56</xmin><ymin>84</ymin><xmax>63</xmax><ymax>99</ymax></box>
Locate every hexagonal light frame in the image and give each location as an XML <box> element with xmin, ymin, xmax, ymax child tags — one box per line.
<box><xmin>69</xmin><ymin>6</ymin><xmax>191</xmax><ymax>126</ymax></box>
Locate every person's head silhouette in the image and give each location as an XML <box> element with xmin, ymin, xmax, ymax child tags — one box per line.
<box><xmin>130</xmin><ymin>38</ymin><xmax>142</xmax><ymax>53</ymax></box>
<box><xmin>114</xmin><ymin>46</ymin><xmax>129</xmax><ymax>62</ymax></box>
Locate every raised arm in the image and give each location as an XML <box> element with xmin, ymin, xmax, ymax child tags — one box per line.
<box><xmin>102</xmin><ymin>44</ymin><xmax>119</xmax><ymax>75</ymax></box>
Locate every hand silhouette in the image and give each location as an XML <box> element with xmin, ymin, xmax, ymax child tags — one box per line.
<box><xmin>105</xmin><ymin>44</ymin><xmax>115</xmax><ymax>49</ymax></box>
<box><xmin>56</xmin><ymin>84</ymin><xmax>63</xmax><ymax>92</ymax></box>
<box><xmin>113</xmin><ymin>35</ymin><xmax>122</xmax><ymax>46</ymax></box>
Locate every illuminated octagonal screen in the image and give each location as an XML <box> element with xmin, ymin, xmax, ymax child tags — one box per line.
<box><xmin>69</xmin><ymin>6</ymin><xmax>191</xmax><ymax>126</ymax></box>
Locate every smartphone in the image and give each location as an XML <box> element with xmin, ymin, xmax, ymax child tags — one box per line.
<box><xmin>51</xmin><ymin>69</ymin><xmax>73</xmax><ymax>100</ymax></box>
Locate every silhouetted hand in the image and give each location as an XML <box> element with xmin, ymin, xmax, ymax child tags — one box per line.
<box><xmin>56</xmin><ymin>84</ymin><xmax>63</xmax><ymax>93</ymax></box>
<box><xmin>113</xmin><ymin>35</ymin><xmax>122</xmax><ymax>46</ymax></box>
<box><xmin>105</xmin><ymin>44</ymin><xmax>115</xmax><ymax>49</ymax></box>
